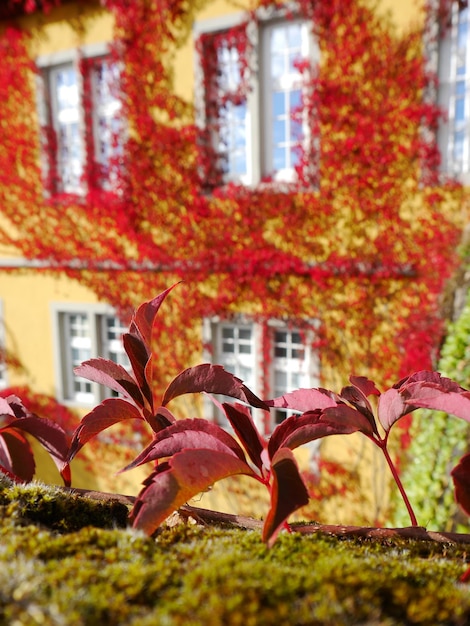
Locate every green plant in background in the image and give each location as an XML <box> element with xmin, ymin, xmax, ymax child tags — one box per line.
<box><xmin>394</xmin><ymin>291</ymin><xmax>470</xmax><ymax>531</ymax></box>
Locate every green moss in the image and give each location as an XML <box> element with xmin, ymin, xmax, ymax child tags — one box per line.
<box><xmin>1</xmin><ymin>479</ymin><xmax>470</xmax><ymax>625</ymax></box>
<box><xmin>0</xmin><ymin>476</ymin><xmax>129</xmax><ymax>533</ymax></box>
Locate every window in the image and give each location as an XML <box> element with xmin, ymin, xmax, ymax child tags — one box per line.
<box><xmin>438</xmin><ymin>3</ymin><xmax>470</xmax><ymax>181</ymax></box>
<box><xmin>262</xmin><ymin>21</ymin><xmax>309</xmax><ymax>179</ymax></box>
<box><xmin>52</xmin><ymin>304</ymin><xmax>129</xmax><ymax>405</ymax></box>
<box><xmin>204</xmin><ymin>318</ymin><xmax>319</xmax><ymax>434</ymax></box>
<box><xmin>271</xmin><ymin>328</ymin><xmax>310</xmax><ymax>426</ymax></box>
<box><xmin>195</xmin><ymin>12</ymin><xmax>318</xmax><ymax>186</ymax></box>
<box><xmin>37</xmin><ymin>47</ymin><xmax>121</xmax><ymax>194</ymax></box>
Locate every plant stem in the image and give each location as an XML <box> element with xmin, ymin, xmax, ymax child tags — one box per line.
<box><xmin>380</xmin><ymin>441</ymin><xmax>418</xmax><ymax>527</ymax></box>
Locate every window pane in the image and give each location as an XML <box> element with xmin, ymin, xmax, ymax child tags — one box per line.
<box><xmin>65</xmin><ymin>312</ymin><xmax>93</xmax><ymax>403</ymax></box>
<box><xmin>273</xmin><ymin>91</ymin><xmax>285</xmax><ymax>116</ymax></box>
<box><xmin>50</xmin><ymin>64</ymin><xmax>84</xmax><ymax>192</ymax></box>
<box><xmin>92</xmin><ymin>59</ymin><xmax>122</xmax><ymax>185</ymax></box>
<box><xmin>447</xmin><ymin>7</ymin><xmax>470</xmax><ymax>172</ymax></box>
<box><xmin>212</xmin><ymin>38</ymin><xmax>248</xmax><ymax>182</ymax></box>
<box><xmin>265</xmin><ymin>21</ymin><xmax>307</xmax><ymax>177</ymax></box>
<box><xmin>273</xmin><ymin>327</ymin><xmax>307</xmax><ymax>424</ymax></box>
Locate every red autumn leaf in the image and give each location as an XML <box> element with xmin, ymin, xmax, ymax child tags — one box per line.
<box><xmin>403</xmin><ymin>388</ymin><xmax>470</xmax><ymax>423</ymax></box>
<box><xmin>122</xmin><ymin>332</ymin><xmax>153</xmax><ymax>408</ymax></box>
<box><xmin>397</xmin><ymin>371</ymin><xmax>464</xmax><ymax>394</ymax></box>
<box><xmin>74</xmin><ymin>357</ymin><xmax>144</xmax><ymax>407</ymax></box>
<box><xmin>146</xmin><ymin>406</ymin><xmax>176</xmax><ymax>434</ymax></box>
<box><xmin>349</xmin><ymin>375</ymin><xmax>381</xmax><ymax>398</ymax></box>
<box><xmin>0</xmin><ymin>428</ymin><xmax>35</xmax><ymax>482</ymax></box>
<box><xmin>451</xmin><ymin>453</ymin><xmax>470</xmax><ymax>517</ymax></box>
<box><xmin>11</xmin><ymin>416</ymin><xmax>71</xmax><ymax>486</ymax></box>
<box><xmin>131</xmin><ymin>283</ymin><xmax>180</xmax><ymax>349</ymax></box>
<box><xmin>268</xmin><ymin>410</ymin><xmax>364</xmax><ymax>458</ymax></box>
<box><xmin>262</xmin><ymin>447</ymin><xmax>309</xmax><ymax>547</ymax></box>
<box><xmin>68</xmin><ymin>398</ymin><xmax>144</xmax><ymax>462</ymax></box>
<box><xmin>377</xmin><ymin>387</ymin><xmax>409</xmax><ymax>432</ymax></box>
<box><xmin>120</xmin><ymin>418</ymin><xmax>246</xmax><ymax>472</ymax></box>
<box><xmin>340</xmin><ymin>382</ymin><xmax>378</xmax><ymax>435</ymax></box>
<box><xmin>266</xmin><ymin>387</ymin><xmax>338</xmax><ymax>413</ymax></box>
<box><xmin>130</xmin><ymin>448</ymin><xmax>256</xmax><ymax>536</ymax></box>
<box><xmin>322</xmin><ymin>404</ymin><xmax>377</xmax><ymax>436</ymax></box>
<box><xmin>0</xmin><ymin>396</ymin><xmax>18</xmax><ymax>418</ymax></box>
<box><xmin>162</xmin><ymin>363</ymin><xmax>267</xmax><ymax>409</ymax></box>
<box><xmin>222</xmin><ymin>402</ymin><xmax>266</xmax><ymax>471</ymax></box>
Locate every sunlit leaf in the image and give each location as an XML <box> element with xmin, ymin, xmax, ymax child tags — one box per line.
<box><xmin>340</xmin><ymin>383</ymin><xmax>378</xmax><ymax>434</ymax></box>
<box><xmin>122</xmin><ymin>332</ymin><xmax>152</xmax><ymax>408</ymax></box>
<box><xmin>377</xmin><ymin>387</ymin><xmax>408</xmax><ymax>432</ymax></box>
<box><xmin>120</xmin><ymin>418</ymin><xmax>246</xmax><ymax>472</ymax></box>
<box><xmin>12</xmin><ymin>416</ymin><xmax>71</xmax><ymax>486</ymax></box>
<box><xmin>349</xmin><ymin>375</ymin><xmax>381</xmax><ymax>398</ymax></box>
<box><xmin>0</xmin><ymin>428</ymin><xmax>34</xmax><ymax>482</ymax></box>
<box><xmin>322</xmin><ymin>404</ymin><xmax>376</xmax><ymax>436</ymax></box>
<box><xmin>222</xmin><ymin>403</ymin><xmax>266</xmax><ymax>471</ymax></box>
<box><xmin>268</xmin><ymin>410</ymin><xmax>363</xmax><ymax>458</ymax></box>
<box><xmin>68</xmin><ymin>398</ymin><xmax>144</xmax><ymax>462</ymax></box>
<box><xmin>262</xmin><ymin>447</ymin><xmax>309</xmax><ymax>547</ymax></box>
<box><xmin>131</xmin><ymin>449</ymin><xmax>256</xmax><ymax>535</ymax></box>
<box><xmin>131</xmin><ymin>283</ymin><xmax>180</xmax><ymax>348</ymax></box>
<box><xmin>74</xmin><ymin>358</ymin><xmax>144</xmax><ymax>407</ymax></box>
<box><xmin>403</xmin><ymin>388</ymin><xmax>470</xmax><ymax>423</ymax></box>
<box><xmin>162</xmin><ymin>364</ymin><xmax>268</xmax><ymax>409</ymax></box>
<box><xmin>266</xmin><ymin>388</ymin><xmax>337</xmax><ymax>413</ymax></box>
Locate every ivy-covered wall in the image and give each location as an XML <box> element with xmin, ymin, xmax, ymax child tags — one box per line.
<box><xmin>0</xmin><ymin>0</ymin><xmax>465</xmax><ymax>397</ymax></box>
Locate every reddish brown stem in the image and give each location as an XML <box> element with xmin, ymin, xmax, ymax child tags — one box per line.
<box><xmin>379</xmin><ymin>439</ymin><xmax>418</xmax><ymax>527</ymax></box>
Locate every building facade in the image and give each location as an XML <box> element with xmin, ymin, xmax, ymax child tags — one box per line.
<box><xmin>0</xmin><ymin>0</ymin><xmax>466</xmax><ymax>520</ymax></box>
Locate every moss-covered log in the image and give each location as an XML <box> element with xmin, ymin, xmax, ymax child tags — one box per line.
<box><xmin>1</xmin><ymin>477</ymin><xmax>470</xmax><ymax>624</ymax></box>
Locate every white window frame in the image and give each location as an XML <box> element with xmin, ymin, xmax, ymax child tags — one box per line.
<box><xmin>36</xmin><ymin>43</ymin><xmax>122</xmax><ymax>194</ymax></box>
<box><xmin>437</xmin><ymin>3</ymin><xmax>470</xmax><ymax>184</ymax></box>
<box><xmin>194</xmin><ymin>8</ymin><xmax>319</xmax><ymax>187</ymax></box>
<box><xmin>270</xmin><ymin>322</ymin><xmax>319</xmax><ymax>427</ymax></box>
<box><xmin>51</xmin><ymin>302</ymin><xmax>129</xmax><ymax>406</ymax></box>
<box><xmin>203</xmin><ymin>316</ymin><xmax>320</xmax><ymax>435</ymax></box>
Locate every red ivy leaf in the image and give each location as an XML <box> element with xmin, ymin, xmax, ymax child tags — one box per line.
<box><xmin>451</xmin><ymin>452</ymin><xmax>470</xmax><ymax>517</ymax></box>
<box><xmin>74</xmin><ymin>357</ymin><xmax>144</xmax><ymax>408</ymax></box>
<box><xmin>340</xmin><ymin>383</ymin><xmax>378</xmax><ymax>435</ymax></box>
<box><xmin>396</xmin><ymin>371</ymin><xmax>464</xmax><ymax>393</ymax></box>
<box><xmin>11</xmin><ymin>416</ymin><xmax>71</xmax><ymax>486</ymax></box>
<box><xmin>377</xmin><ymin>387</ymin><xmax>408</xmax><ymax>432</ymax></box>
<box><xmin>262</xmin><ymin>447</ymin><xmax>309</xmax><ymax>547</ymax></box>
<box><xmin>266</xmin><ymin>388</ymin><xmax>337</xmax><ymax>413</ymax></box>
<box><xmin>162</xmin><ymin>364</ymin><xmax>268</xmax><ymax>409</ymax></box>
<box><xmin>222</xmin><ymin>403</ymin><xmax>266</xmax><ymax>471</ymax></box>
<box><xmin>131</xmin><ymin>448</ymin><xmax>256</xmax><ymax>535</ymax></box>
<box><xmin>120</xmin><ymin>418</ymin><xmax>246</xmax><ymax>472</ymax></box>
<box><xmin>122</xmin><ymin>332</ymin><xmax>153</xmax><ymax>409</ymax></box>
<box><xmin>403</xmin><ymin>388</ymin><xmax>470</xmax><ymax>422</ymax></box>
<box><xmin>0</xmin><ymin>396</ymin><xmax>18</xmax><ymax>418</ymax></box>
<box><xmin>0</xmin><ymin>428</ymin><xmax>35</xmax><ymax>482</ymax></box>
<box><xmin>349</xmin><ymin>375</ymin><xmax>381</xmax><ymax>397</ymax></box>
<box><xmin>131</xmin><ymin>283</ymin><xmax>180</xmax><ymax>349</ymax></box>
<box><xmin>268</xmin><ymin>410</ymin><xmax>363</xmax><ymax>458</ymax></box>
<box><xmin>68</xmin><ymin>398</ymin><xmax>144</xmax><ymax>462</ymax></box>
<box><xmin>322</xmin><ymin>404</ymin><xmax>376</xmax><ymax>436</ymax></box>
